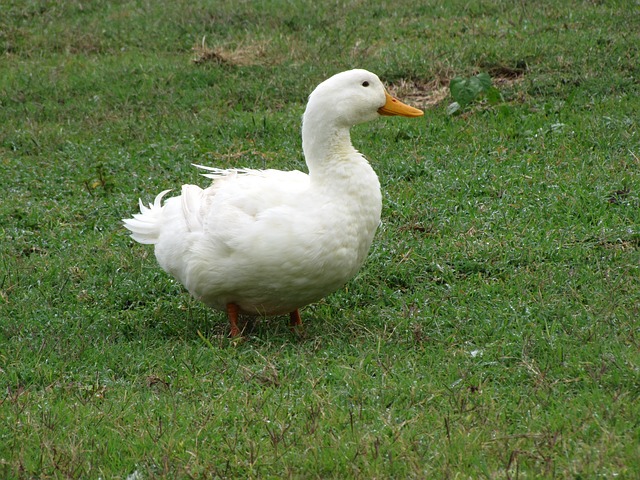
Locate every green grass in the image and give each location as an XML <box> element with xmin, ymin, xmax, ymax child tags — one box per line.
<box><xmin>1</xmin><ymin>0</ymin><xmax>639</xmax><ymax>478</ymax></box>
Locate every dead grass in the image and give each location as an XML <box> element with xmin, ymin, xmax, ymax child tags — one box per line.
<box><xmin>389</xmin><ymin>71</ymin><xmax>527</xmax><ymax>110</ymax></box>
<box><xmin>389</xmin><ymin>78</ymin><xmax>451</xmax><ymax>109</ymax></box>
<box><xmin>192</xmin><ymin>36</ymin><xmax>276</xmax><ymax>66</ymax></box>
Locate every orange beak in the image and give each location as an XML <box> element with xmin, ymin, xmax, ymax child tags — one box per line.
<box><xmin>378</xmin><ymin>91</ymin><xmax>424</xmax><ymax>117</ymax></box>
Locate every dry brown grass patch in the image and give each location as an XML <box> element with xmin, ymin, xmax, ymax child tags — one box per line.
<box><xmin>388</xmin><ymin>78</ymin><xmax>451</xmax><ymax>109</ymax></box>
<box><xmin>192</xmin><ymin>36</ymin><xmax>276</xmax><ymax>66</ymax></box>
<box><xmin>389</xmin><ymin>69</ymin><xmax>527</xmax><ymax>110</ymax></box>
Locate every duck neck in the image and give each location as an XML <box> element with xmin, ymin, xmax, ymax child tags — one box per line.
<box><xmin>302</xmin><ymin>114</ymin><xmax>367</xmax><ymax>186</ymax></box>
<box><xmin>301</xmin><ymin>109</ymin><xmax>382</xmax><ymax>246</ymax></box>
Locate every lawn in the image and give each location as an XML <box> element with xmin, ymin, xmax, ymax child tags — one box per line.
<box><xmin>1</xmin><ymin>0</ymin><xmax>639</xmax><ymax>478</ymax></box>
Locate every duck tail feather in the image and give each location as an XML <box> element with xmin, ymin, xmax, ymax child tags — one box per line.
<box><xmin>180</xmin><ymin>184</ymin><xmax>205</xmax><ymax>232</ymax></box>
<box><xmin>122</xmin><ymin>189</ymin><xmax>172</xmax><ymax>244</ymax></box>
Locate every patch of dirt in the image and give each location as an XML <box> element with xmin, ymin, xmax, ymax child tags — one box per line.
<box><xmin>389</xmin><ymin>68</ymin><xmax>527</xmax><ymax>109</ymax></box>
<box><xmin>388</xmin><ymin>78</ymin><xmax>450</xmax><ymax>108</ymax></box>
<box><xmin>484</xmin><ymin>61</ymin><xmax>529</xmax><ymax>79</ymax></box>
<box><xmin>192</xmin><ymin>36</ymin><xmax>275</xmax><ymax>66</ymax></box>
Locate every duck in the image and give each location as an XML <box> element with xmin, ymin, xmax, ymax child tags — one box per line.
<box><xmin>123</xmin><ymin>69</ymin><xmax>423</xmax><ymax>336</ymax></box>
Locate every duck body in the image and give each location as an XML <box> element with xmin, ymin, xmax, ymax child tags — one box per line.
<box><xmin>124</xmin><ymin>69</ymin><xmax>423</xmax><ymax>333</ymax></box>
<box><xmin>154</xmin><ymin>157</ymin><xmax>381</xmax><ymax>315</ymax></box>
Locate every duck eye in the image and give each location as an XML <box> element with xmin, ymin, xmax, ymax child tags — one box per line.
<box><xmin>362</xmin><ymin>81</ymin><xmax>369</xmax><ymax>87</ymax></box>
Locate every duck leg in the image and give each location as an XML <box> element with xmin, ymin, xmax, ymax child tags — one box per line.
<box><xmin>226</xmin><ymin>303</ymin><xmax>241</xmax><ymax>337</ymax></box>
<box><xmin>289</xmin><ymin>309</ymin><xmax>302</xmax><ymax>330</ymax></box>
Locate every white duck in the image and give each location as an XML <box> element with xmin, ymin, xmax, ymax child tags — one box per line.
<box><xmin>123</xmin><ymin>69</ymin><xmax>423</xmax><ymax>336</ymax></box>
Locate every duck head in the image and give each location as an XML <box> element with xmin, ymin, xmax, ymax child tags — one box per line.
<box><xmin>304</xmin><ymin>69</ymin><xmax>423</xmax><ymax>128</ymax></box>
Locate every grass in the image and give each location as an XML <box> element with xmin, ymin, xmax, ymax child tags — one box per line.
<box><xmin>1</xmin><ymin>0</ymin><xmax>639</xmax><ymax>478</ymax></box>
